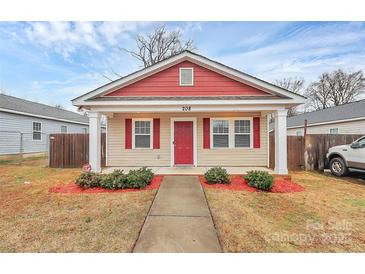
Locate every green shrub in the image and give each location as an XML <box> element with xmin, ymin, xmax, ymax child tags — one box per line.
<box><xmin>204</xmin><ymin>167</ymin><xmax>230</xmax><ymax>184</ymax></box>
<box><xmin>75</xmin><ymin>172</ymin><xmax>102</xmax><ymax>189</ymax></box>
<box><xmin>125</xmin><ymin>167</ymin><xmax>154</xmax><ymax>189</ymax></box>
<box><xmin>244</xmin><ymin>170</ymin><xmax>274</xmax><ymax>191</ymax></box>
<box><xmin>75</xmin><ymin>168</ymin><xmax>154</xmax><ymax>190</ymax></box>
<box><xmin>100</xmin><ymin>169</ymin><xmax>127</xmax><ymax>189</ymax></box>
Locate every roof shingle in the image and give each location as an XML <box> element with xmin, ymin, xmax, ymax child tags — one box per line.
<box><xmin>0</xmin><ymin>94</ymin><xmax>88</xmax><ymax>124</ymax></box>
<box><xmin>270</xmin><ymin>99</ymin><xmax>365</xmax><ymax>130</ymax></box>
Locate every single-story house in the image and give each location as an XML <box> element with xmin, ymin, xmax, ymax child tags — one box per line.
<box><xmin>72</xmin><ymin>51</ymin><xmax>306</xmax><ymax>175</ymax></box>
<box><xmin>0</xmin><ymin>94</ymin><xmax>100</xmax><ymax>155</ymax></box>
<box><xmin>269</xmin><ymin>99</ymin><xmax>365</xmax><ymax>136</ymax></box>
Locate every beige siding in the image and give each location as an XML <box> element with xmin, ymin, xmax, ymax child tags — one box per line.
<box><xmin>107</xmin><ymin>112</ymin><xmax>268</xmax><ymax>167</ymax></box>
<box><xmin>287</xmin><ymin>119</ymin><xmax>365</xmax><ymax>136</ymax></box>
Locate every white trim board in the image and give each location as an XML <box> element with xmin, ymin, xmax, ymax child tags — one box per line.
<box><xmin>267</xmin><ymin>113</ymin><xmax>270</xmax><ymax>168</ymax></box>
<box><xmin>0</xmin><ymin>108</ymin><xmax>89</xmax><ymax>126</ymax></box>
<box><xmin>78</xmin><ymin>98</ymin><xmax>301</xmax><ymax>107</ymax></box>
<box><xmin>268</xmin><ymin>116</ymin><xmax>365</xmax><ymax>132</ymax></box>
<box><xmin>287</xmin><ymin>116</ymin><xmax>365</xmax><ymax>129</ymax></box>
<box><xmin>72</xmin><ymin>51</ymin><xmax>306</xmax><ymax>106</ymax></box>
<box><xmin>170</xmin><ymin>117</ymin><xmax>197</xmax><ymax>167</ymax></box>
<box><xmin>105</xmin><ymin>117</ymin><xmax>108</xmax><ymax>167</ymax></box>
<box><xmin>93</xmin><ymin>104</ymin><xmax>287</xmax><ymax>114</ymax></box>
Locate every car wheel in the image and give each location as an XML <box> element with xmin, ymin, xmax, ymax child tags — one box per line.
<box><xmin>329</xmin><ymin>157</ymin><xmax>348</xmax><ymax>177</ymax></box>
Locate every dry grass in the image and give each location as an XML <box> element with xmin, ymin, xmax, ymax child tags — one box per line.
<box><xmin>0</xmin><ymin>157</ymin><xmax>155</xmax><ymax>252</ymax></box>
<box><xmin>205</xmin><ymin>171</ymin><xmax>365</xmax><ymax>252</ymax></box>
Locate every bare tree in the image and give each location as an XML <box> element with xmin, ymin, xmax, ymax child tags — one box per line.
<box><xmin>274</xmin><ymin>77</ymin><xmax>305</xmax><ymax>116</ymax></box>
<box><xmin>306</xmin><ymin>69</ymin><xmax>365</xmax><ymax>110</ymax></box>
<box><xmin>124</xmin><ymin>25</ymin><xmax>195</xmax><ymax>68</ymax></box>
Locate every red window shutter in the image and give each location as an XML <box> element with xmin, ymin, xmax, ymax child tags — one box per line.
<box><xmin>203</xmin><ymin>118</ymin><xmax>210</xmax><ymax>149</ymax></box>
<box><xmin>125</xmin><ymin>118</ymin><xmax>132</xmax><ymax>149</ymax></box>
<box><xmin>253</xmin><ymin>117</ymin><xmax>260</xmax><ymax>148</ymax></box>
<box><xmin>153</xmin><ymin>118</ymin><xmax>160</xmax><ymax>149</ymax></box>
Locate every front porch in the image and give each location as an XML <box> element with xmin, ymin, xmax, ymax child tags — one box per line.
<box><xmin>89</xmin><ymin>108</ymin><xmax>289</xmax><ymax>175</ymax></box>
<box><xmin>103</xmin><ymin>166</ymin><xmax>274</xmax><ymax>175</ymax></box>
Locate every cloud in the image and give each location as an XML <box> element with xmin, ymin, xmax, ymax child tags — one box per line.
<box><xmin>184</xmin><ymin>22</ymin><xmax>203</xmax><ymax>32</ymax></box>
<box><xmin>23</xmin><ymin>21</ymin><xmax>149</xmax><ymax>58</ymax></box>
<box><xmin>25</xmin><ymin>72</ymin><xmax>106</xmax><ymax>111</ymax></box>
<box><xmin>24</xmin><ymin>22</ymin><xmax>100</xmax><ymax>58</ymax></box>
<box><xmin>97</xmin><ymin>21</ymin><xmax>147</xmax><ymax>45</ymax></box>
<box><xmin>3</xmin><ymin>21</ymin><xmax>365</xmax><ymax>110</ymax></box>
<box><xmin>217</xmin><ymin>22</ymin><xmax>365</xmax><ymax>82</ymax></box>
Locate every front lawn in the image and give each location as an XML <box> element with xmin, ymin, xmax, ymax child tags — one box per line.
<box><xmin>205</xmin><ymin>171</ymin><xmax>365</xmax><ymax>252</ymax></box>
<box><xmin>0</xmin><ymin>157</ymin><xmax>155</xmax><ymax>252</ymax></box>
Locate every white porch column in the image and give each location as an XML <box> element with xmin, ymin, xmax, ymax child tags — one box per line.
<box><xmin>274</xmin><ymin>109</ymin><xmax>288</xmax><ymax>175</ymax></box>
<box><xmin>89</xmin><ymin>112</ymin><xmax>101</xmax><ymax>172</ymax></box>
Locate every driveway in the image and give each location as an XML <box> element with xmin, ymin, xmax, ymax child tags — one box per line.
<box><xmin>133</xmin><ymin>176</ymin><xmax>221</xmax><ymax>253</ymax></box>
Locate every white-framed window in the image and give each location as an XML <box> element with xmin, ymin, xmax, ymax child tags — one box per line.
<box><xmin>234</xmin><ymin>120</ymin><xmax>251</xmax><ymax>147</ymax></box>
<box><xmin>212</xmin><ymin>120</ymin><xmax>229</xmax><ymax>148</ymax></box>
<box><xmin>133</xmin><ymin>119</ymin><xmax>153</xmax><ymax>149</ymax></box>
<box><xmin>179</xmin><ymin>67</ymin><xmax>194</xmax><ymax>86</ymax></box>
<box><xmin>329</xmin><ymin>128</ymin><xmax>339</xmax><ymax>134</ymax></box>
<box><xmin>32</xmin><ymin>122</ymin><xmax>42</xmax><ymax>140</ymax></box>
<box><xmin>61</xmin><ymin>125</ymin><xmax>67</xmax><ymax>133</ymax></box>
<box><xmin>211</xmin><ymin>118</ymin><xmax>253</xmax><ymax>149</ymax></box>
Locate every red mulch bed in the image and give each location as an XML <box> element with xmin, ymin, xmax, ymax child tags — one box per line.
<box><xmin>49</xmin><ymin>175</ymin><xmax>164</xmax><ymax>194</ymax></box>
<box><xmin>199</xmin><ymin>175</ymin><xmax>304</xmax><ymax>193</ymax></box>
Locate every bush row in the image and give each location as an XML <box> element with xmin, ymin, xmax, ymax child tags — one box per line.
<box><xmin>75</xmin><ymin>167</ymin><xmax>154</xmax><ymax>190</ymax></box>
<box><xmin>204</xmin><ymin>167</ymin><xmax>275</xmax><ymax>191</ymax></box>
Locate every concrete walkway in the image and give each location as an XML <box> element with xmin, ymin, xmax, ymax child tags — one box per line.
<box><xmin>133</xmin><ymin>176</ymin><xmax>221</xmax><ymax>253</ymax></box>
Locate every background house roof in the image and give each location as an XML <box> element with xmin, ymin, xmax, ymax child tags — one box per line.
<box><xmin>0</xmin><ymin>93</ymin><xmax>89</xmax><ymax>124</ymax></box>
<box><xmin>270</xmin><ymin>99</ymin><xmax>365</xmax><ymax>130</ymax></box>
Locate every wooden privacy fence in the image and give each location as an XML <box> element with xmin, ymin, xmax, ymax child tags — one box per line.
<box><xmin>269</xmin><ymin>133</ymin><xmax>363</xmax><ymax>171</ymax></box>
<box><xmin>269</xmin><ymin>134</ymin><xmax>305</xmax><ymax>170</ymax></box>
<box><xmin>49</xmin><ymin>133</ymin><xmax>106</xmax><ymax>168</ymax></box>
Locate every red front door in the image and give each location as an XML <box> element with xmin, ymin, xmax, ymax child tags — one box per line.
<box><xmin>174</xmin><ymin>121</ymin><xmax>193</xmax><ymax>165</ymax></box>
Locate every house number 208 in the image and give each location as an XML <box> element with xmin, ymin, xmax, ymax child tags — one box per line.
<box><xmin>182</xmin><ymin>106</ymin><xmax>191</xmax><ymax>111</ymax></box>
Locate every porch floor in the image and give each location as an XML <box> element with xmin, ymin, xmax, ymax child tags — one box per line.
<box><xmin>102</xmin><ymin>166</ymin><xmax>273</xmax><ymax>175</ymax></box>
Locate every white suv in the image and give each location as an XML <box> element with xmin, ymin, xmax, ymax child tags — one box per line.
<box><xmin>326</xmin><ymin>136</ymin><xmax>365</xmax><ymax>176</ymax></box>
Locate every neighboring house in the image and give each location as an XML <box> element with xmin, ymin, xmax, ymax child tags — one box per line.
<box><xmin>72</xmin><ymin>51</ymin><xmax>306</xmax><ymax>174</ymax></box>
<box><xmin>0</xmin><ymin>94</ymin><xmax>91</xmax><ymax>155</ymax></box>
<box><xmin>270</xmin><ymin>99</ymin><xmax>365</xmax><ymax>136</ymax></box>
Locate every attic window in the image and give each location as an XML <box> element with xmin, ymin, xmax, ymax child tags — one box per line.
<box><xmin>179</xmin><ymin>68</ymin><xmax>194</xmax><ymax>86</ymax></box>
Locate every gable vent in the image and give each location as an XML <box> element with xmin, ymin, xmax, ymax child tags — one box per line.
<box><xmin>179</xmin><ymin>68</ymin><xmax>194</xmax><ymax>86</ymax></box>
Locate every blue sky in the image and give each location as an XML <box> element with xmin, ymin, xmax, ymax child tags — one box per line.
<box><xmin>1</xmin><ymin>21</ymin><xmax>365</xmax><ymax>111</ymax></box>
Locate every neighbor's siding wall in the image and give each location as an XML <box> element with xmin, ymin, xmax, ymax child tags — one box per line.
<box><xmin>287</xmin><ymin>119</ymin><xmax>365</xmax><ymax>136</ymax></box>
<box><xmin>107</xmin><ymin>112</ymin><xmax>268</xmax><ymax>167</ymax></box>
<box><xmin>0</xmin><ymin>111</ymin><xmax>88</xmax><ymax>155</ymax></box>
